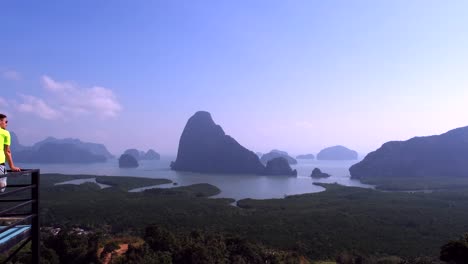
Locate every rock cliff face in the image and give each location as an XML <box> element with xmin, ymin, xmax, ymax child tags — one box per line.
<box><xmin>263</xmin><ymin>157</ymin><xmax>297</xmax><ymax>176</ymax></box>
<box><xmin>261</xmin><ymin>151</ymin><xmax>298</xmax><ymax>165</ymax></box>
<box><xmin>119</xmin><ymin>154</ymin><xmax>139</xmax><ymax>168</ymax></box>
<box><xmin>170</xmin><ymin>111</ymin><xmax>265</xmax><ymax>174</ymax></box>
<box><xmin>317</xmin><ymin>146</ymin><xmax>358</xmax><ymax>160</ymax></box>
<box><xmin>350</xmin><ymin>126</ymin><xmax>468</xmax><ymax>179</ymax></box>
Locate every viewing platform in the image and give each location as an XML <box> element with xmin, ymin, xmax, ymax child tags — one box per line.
<box><xmin>0</xmin><ymin>169</ymin><xmax>40</xmax><ymax>264</ymax></box>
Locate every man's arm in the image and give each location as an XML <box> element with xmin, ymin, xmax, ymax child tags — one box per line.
<box><xmin>4</xmin><ymin>145</ymin><xmax>20</xmax><ymax>171</ymax></box>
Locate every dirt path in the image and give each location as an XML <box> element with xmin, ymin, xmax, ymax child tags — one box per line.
<box><xmin>115</xmin><ymin>244</ymin><xmax>129</xmax><ymax>255</ymax></box>
<box><xmin>101</xmin><ymin>244</ymin><xmax>129</xmax><ymax>264</ymax></box>
<box><xmin>102</xmin><ymin>252</ymin><xmax>111</xmax><ymax>264</ymax></box>
<box><xmin>299</xmin><ymin>256</ymin><xmax>312</xmax><ymax>264</ymax></box>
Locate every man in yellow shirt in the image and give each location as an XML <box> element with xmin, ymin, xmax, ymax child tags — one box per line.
<box><xmin>0</xmin><ymin>114</ymin><xmax>21</xmax><ymax>191</ymax></box>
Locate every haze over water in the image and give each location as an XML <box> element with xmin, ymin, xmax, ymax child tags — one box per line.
<box><xmin>19</xmin><ymin>158</ymin><xmax>372</xmax><ymax>200</ymax></box>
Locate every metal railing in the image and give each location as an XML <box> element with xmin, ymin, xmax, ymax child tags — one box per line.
<box><xmin>0</xmin><ymin>169</ymin><xmax>39</xmax><ymax>264</ymax></box>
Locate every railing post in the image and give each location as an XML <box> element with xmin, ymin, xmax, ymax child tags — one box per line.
<box><xmin>31</xmin><ymin>170</ymin><xmax>40</xmax><ymax>264</ymax></box>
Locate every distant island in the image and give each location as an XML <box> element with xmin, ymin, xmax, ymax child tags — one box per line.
<box><xmin>317</xmin><ymin>145</ymin><xmax>358</xmax><ymax>160</ymax></box>
<box><xmin>261</xmin><ymin>150</ymin><xmax>298</xmax><ymax>165</ymax></box>
<box><xmin>119</xmin><ymin>154</ymin><xmax>139</xmax><ymax>168</ymax></box>
<box><xmin>11</xmin><ymin>134</ymin><xmax>112</xmax><ymax>164</ymax></box>
<box><xmin>296</xmin><ymin>154</ymin><xmax>315</xmax><ymax>160</ymax></box>
<box><xmin>263</xmin><ymin>157</ymin><xmax>297</xmax><ymax>176</ymax></box>
<box><xmin>270</xmin><ymin>149</ymin><xmax>289</xmax><ymax>156</ymax></box>
<box><xmin>310</xmin><ymin>168</ymin><xmax>330</xmax><ymax>178</ymax></box>
<box><xmin>144</xmin><ymin>149</ymin><xmax>160</xmax><ymax>160</ymax></box>
<box><xmin>123</xmin><ymin>148</ymin><xmax>160</xmax><ymax>160</ymax></box>
<box><xmin>170</xmin><ymin>111</ymin><xmax>295</xmax><ymax>176</ymax></box>
<box><xmin>350</xmin><ymin>126</ymin><xmax>468</xmax><ymax>182</ymax></box>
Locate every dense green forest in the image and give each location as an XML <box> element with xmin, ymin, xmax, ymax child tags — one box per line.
<box><xmin>2</xmin><ymin>174</ymin><xmax>468</xmax><ymax>263</ymax></box>
<box><xmin>358</xmin><ymin>175</ymin><xmax>468</xmax><ymax>191</ymax></box>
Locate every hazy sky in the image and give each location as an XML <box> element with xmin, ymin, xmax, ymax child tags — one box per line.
<box><xmin>1</xmin><ymin>0</ymin><xmax>468</xmax><ymax>156</ymax></box>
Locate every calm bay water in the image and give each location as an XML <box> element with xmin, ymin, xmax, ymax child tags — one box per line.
<box><xmin>17</xmin><ymin>157</ymin><xmax>374</xmax><ymax>200</ymax></box>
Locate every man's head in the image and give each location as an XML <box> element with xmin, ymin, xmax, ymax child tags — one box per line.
<box><xmin>0</xmin><ymin>114</ymin><xmax>7</xmax><ymax>130</ymax></box>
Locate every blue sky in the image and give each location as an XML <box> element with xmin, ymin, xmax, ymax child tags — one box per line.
<box><xmin>1</xmin><ymin>0</ymin><xmax>468</xmax><ymax>156</ymax></box>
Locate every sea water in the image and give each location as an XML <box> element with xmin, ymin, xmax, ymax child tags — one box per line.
<box><xmin>17</xmin><ymin>157</ymin><xmax>373</xmax><ymax>200</ymax></box>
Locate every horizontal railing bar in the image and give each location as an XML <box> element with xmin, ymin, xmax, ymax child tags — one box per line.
<box><xmin>2</xmin><ymin>169</ymin><xmax>39</xmax><ymax>178</ymax></box>
<box><xmin>0</xmin><ymin>214</ymin><xmax>35</xmax><ymax>235</ymax></box>
<box><xmin>0</xmin><ymin>185</ymin><xmax>36</xmax><ymax>198</ymax></box>
<box><xmin>0</xmin><ymin>213</ymin><xmax>33</xmax><ymax>217</ymax></box>
<box><xmin>3</xmin><ymin>236</ymin><xmax>32</xmax><ymax>263</ymax></box>
<box><xmin>0</xmin><ymin>200</ymin><xmax>34</xmax><ymax>217</ymax></box>
<box><xmin>0</xmin><ymin>199</ymin><xmax>32</xmax><ymax>203</ymax></box>
<box><xmin>5</xmin><ymin>184</ymin><xmax>33</xmax><ymax>188</ymax></box>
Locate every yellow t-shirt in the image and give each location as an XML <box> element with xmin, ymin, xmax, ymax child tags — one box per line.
<box><xmin>0</xmin><ymin>128</ymin><xmax>10</xmax><ymax>164</ymax></box>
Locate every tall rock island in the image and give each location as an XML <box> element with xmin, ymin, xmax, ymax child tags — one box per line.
<box><xmin>171</xmin><ymin>111</ymin><xmax>265</xmax><ymax>174</ymax></box>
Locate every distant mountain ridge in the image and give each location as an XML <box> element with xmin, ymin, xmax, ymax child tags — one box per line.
<box><xmin>10</xmin><ymin>132</ymin><xmax>27</xmax><ymax>152</ymax></box>
<box><xmin>9</xmin><ymin>133</ymin><xmax>114</xmax><ymax>164</ymax></box>
<box><xmin>33</xmin><ymin>137</ymin><xmax>114</xmax><ymax>159</ymax></box>
<box><xmin>350</xmin><ymin>126</ymin><xmax>468</xmax><ymax>180</ymax></box>
<box><xmin>15</xmin><ymin>143</ymin><xmax>107</xmax><ymax>163</ymax></box>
